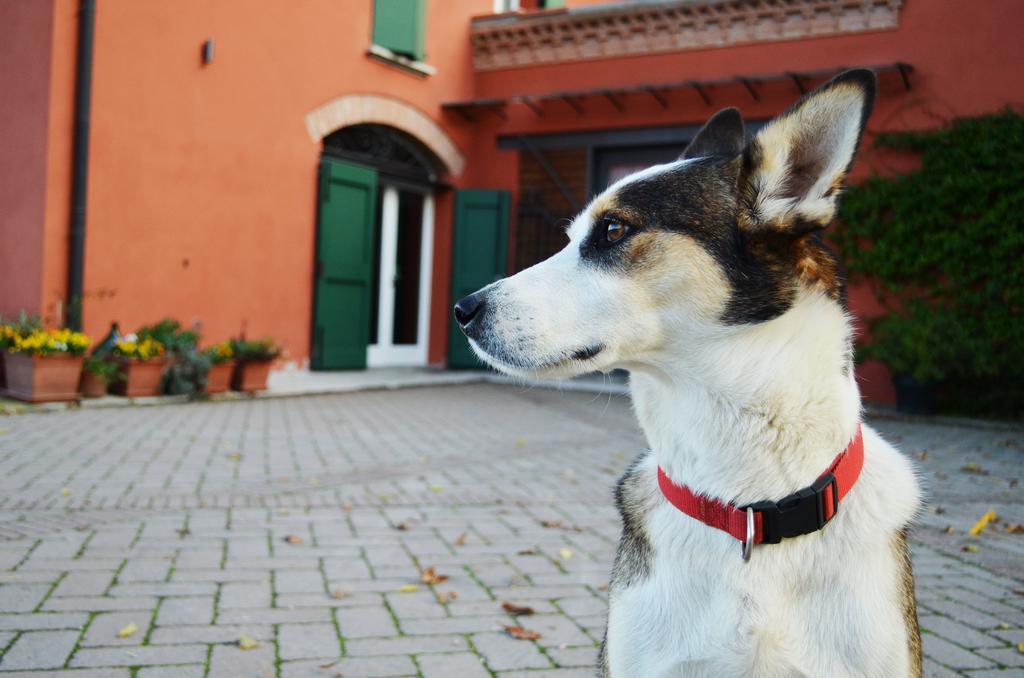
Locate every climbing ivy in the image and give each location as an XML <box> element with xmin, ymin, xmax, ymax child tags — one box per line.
<box><xmin>835</xmin><ymin>109</ymin><xmax>1024</xmax><ymax>417</ymax></box>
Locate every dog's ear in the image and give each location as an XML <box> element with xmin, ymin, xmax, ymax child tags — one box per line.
<box><xmin>739</xmin><ymin>69</ymin><xmax>876</xmax><ymax>235</ymax></box>
<box><xmin>681</xmin><ymin>108</ymin><xmax>745</xmax><ymax>160</ymax></box>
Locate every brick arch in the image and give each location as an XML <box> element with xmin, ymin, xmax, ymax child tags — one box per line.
<box><xmin>304</xmin><ymin>94</ymin><xmax>464</xmax><ymax>176</ymax></box>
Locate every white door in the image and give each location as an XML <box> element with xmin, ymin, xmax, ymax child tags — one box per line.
<box><xmin>367</xmin><ymin>185</ymin><xmax>434</xmax><ymax>367</ymax></box>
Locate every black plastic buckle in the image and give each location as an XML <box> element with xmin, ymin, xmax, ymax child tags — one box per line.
<box><xmin>744</xmin><ymin>472</ymin><xmax>839</xmax><ymax>545</ymax></box>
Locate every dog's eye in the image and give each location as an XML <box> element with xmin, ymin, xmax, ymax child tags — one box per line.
<box><xmin>603</xmin><ymin>221</ymin><xmax>629</xmax><ymax>244</ymax></box>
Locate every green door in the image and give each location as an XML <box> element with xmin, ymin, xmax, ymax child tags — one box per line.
<box><xmin>311</xmin><ymin>159</ymin><xmax>378</xmax><ymax>370</ymax></box>
<box><xmin>448</xmin><ymin>190</ymin><xmax>510</xmax><ymax>369</ymax></box>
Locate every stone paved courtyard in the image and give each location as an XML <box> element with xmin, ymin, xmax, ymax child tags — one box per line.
<box><xmin>0</xmin><ymin>383</ymin><xmax>1020</xmax><ymax>677</ymax></box>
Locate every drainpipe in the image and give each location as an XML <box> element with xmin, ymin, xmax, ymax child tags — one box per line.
<box><xmin>67</xmin><ymin>0</ymin><xmax>95</xmax><ymax>330</ymax></box>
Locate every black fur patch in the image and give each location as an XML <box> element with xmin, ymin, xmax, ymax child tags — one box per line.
<box><xmin>583</xmin><ymin>159</ymin><xmax>848</xmax><ymax>325</ymax></box>
<box><xmin>598</xmin><ymin>631</ymin><xmax>610</xmax><ymax>677</ymax></box>
<box><xmin>610</xmin><ymin>452</ymin><xmax>655</xmax><ymax>589</ymax></box>
<box><xmin>894</xmin><ymin>530</ymin><xmax>922</xmax><ymax>676</ymax></box>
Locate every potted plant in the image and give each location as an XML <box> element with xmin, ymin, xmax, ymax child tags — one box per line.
<box><xmin>80</xmin><ymin>356</ymin><xmax>122</xmax><ymax>398</ymax></box>
<box><xmin>110</xmin><ymin>334</ymin><xmax>166</xmax><ymax>397</ymax></box>
<box><xmin>203</xmin><ymin>341</ymin><xmax>235</xmax><ymax>394</ymax></box>
<box><xmin>136</xmin><ymin>319</ymin><xmax>212</xmax><ymax>397</ymax></box>
<box><xmin>3</xmin><ymin>327</ymin><xmax>91</xmax><ymax>402</ymax></box>
<box><xmin>0</xmin><ymin>314</ymin><xmax>42</xmax><ymax>394</ymax></box>
<box><xmin>230</xmin><ymin>338</ymin><xmax>280</xmax><ymax>392</ymax></box>
<box><xmin>0</xmin><ymin>324</ymin><xmax>11</xmax><ymax>392</ymax></box>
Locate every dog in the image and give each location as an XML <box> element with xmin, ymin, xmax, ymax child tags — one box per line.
<box><xmin>454</xmin><ymin>69</ymin><xmax>922</xmax><ymax>677</ymax></box>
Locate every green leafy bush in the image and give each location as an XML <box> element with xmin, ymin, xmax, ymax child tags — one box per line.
<box><xmin>83</xmin><ymin>356</ymin><xmax>123</xmax><ymax>385</ymax></box>
<box><xmin>836</xmin><ymin>109</ymin><xmax>1024</xmax><ymax>417</ymax></box>
<box><xmin>230</xmin><ymin>338</ymin><xmax>280</xmax><ymax>362</ymax></box>
<box><xmin>135</xmin><ymin>319</ymin><xmax>209</xmax><ymax>397</ymax></box>
<box><xmin>136</xmin><ymin>319</ymin><xmax>199</xmax><ymax>354</ymax></box>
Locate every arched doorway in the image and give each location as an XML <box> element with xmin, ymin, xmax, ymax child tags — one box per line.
<box><xmin>312</xmin><ymin>124</ymin><xmax>445</xmax><ymax>369</ymax></box>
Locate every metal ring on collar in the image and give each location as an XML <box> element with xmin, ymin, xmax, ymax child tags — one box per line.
<box><xmin>742</xmin><ymin>507</ymin><xmax>755</xmax><ymax>562</ymax></box>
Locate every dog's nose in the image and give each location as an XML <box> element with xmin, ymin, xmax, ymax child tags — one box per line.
<box><xmin>454</xmin><ymin>293</ymin><xmax>485</xmax><ymax>330</ymax></box>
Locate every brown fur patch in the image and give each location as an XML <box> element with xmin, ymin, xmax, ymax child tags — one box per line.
<box><xmin>588</xmin><ymin>193</ymin><xmax>620</xmax><ymax>221</ymax></box>
<box><xmin>893</xmin><ymin>530</ymin><xmax>922</xmax><ymax>677</ymax></box>
<box><xmin>793</xmin><ymin>236</ymin><xmax>842</xmax><ymax>300</ymax></box>
<box><xmin>623</xmin><ymin>230</ymin><xmax>660</xmax><ymax>269</ymax></box>
<box><xmin>822</xmin><ymin>171</ymin><xmax>846</xmax><ymax>199</ymax></box>
<box><xmin>626</xmin><ymin>232</ymin><xmax>731</xmax><ymax>318</ymax></box>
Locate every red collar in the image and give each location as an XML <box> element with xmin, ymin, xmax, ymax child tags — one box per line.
<box><xmin>656</xmin><ymin>424</ymin><xmax>864</xmax><ymax>560</ymax></box>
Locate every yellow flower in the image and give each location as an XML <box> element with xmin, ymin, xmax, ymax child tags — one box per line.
<box><xmin>7</xmin><ymin>328</ymin><xmax>90</xmax><ymax>356</ymax></box>
<box><xmin>114</xmin><ymin>337</ymin><xmax>163</xmax><ymax>360</ymax></box>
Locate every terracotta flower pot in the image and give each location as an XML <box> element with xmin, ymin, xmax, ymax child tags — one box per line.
<box><xmin>206</xmin><ymin>361</ymin><xmax>234</xmax><ymax>394</ymax></box>
<box><xmin>3</xmin><ymin>353</ymin><xmax>85</xmax><ymax>403</ymax></box>
<box><xmin>232</xmin><ymin>360</ymin><xmax>272</xmax><ymax>392</ymax></box>
<box><xmin>112</xmin><ymin>359</ymin><xmax>166</xmax><ymax>397</ymax></box>
<box><xmin>79</xmin><ymin>370</ymin><xmax>108</xmax><ymax>398</ymax></box>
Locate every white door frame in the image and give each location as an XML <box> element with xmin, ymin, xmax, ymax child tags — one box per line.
<box><xmin>367</xmin><ymin>185</ymin><xmax>434</xmax><ymax>367</ymax></box>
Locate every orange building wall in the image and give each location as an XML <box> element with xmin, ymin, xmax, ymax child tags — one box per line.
<box><xmin>40</xmin><ymin>0</ymin><xmax>79</xmax><ymax>328</ymax></box>
<box><xmin>63</xmin><ymin>0</ymin><xmax>493</xmax><ymax>364</ymax></box>
<box><xmin>7</xmin><ymin>0</ymin><xmax>1021</xmax><ymax>395</ymax></box>
<box><xmin>460</xmin><ymin>0</ymin><xmax>1024</xmax><ymax>402</ymax></box>
<box><xmin>0</xmin><ymin>2</ymin><xmax>56</xmax><ymax>320</ymax></box>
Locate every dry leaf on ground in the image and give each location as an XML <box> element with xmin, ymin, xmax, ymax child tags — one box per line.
<box><xmin>502</xmin><ymin>602</ymin><xmax>535</xmax><ymax>616</ymax></box>
<box><xmin>962</xmin><ymin>544</ymin><xmax>980</xmax><ymax>553</ymax></box>
<box><xmin>395</xmin><ymin>522</ymin><xmax>410</xmax><ymax>531</ymax></box>
<box><xmin>225</xmin><ymin>453</ymin><xmax>243</xmax><ymax>462</ymax></box>
<box><xmin>961</xmin><ymin>462</ymin><xmax>989</xmax><ymax>475</ymax></box>
<box><xmin>454</xmin><ymin>532</ymin><xmax>467</xmax><ymax>546</ymax></box>
<box><xmin>420</xmin><ymin>567</ymin><xmax>449</xmax><ymax>585</ymax></box>
<box><xmin>437</xmin><ymin>591</ymin><xmax>457</xmax><ymax>604</ymax></box>
<box><xmin>541</xmin><ymin>520</ymin><xmax>583</xmax><ymax>533</ymax></box>
<box><xmin>969</xmin><ymin>510</ymin><xmax>998</xmax><ymax>536</ymax></box>
<box><xmin>559</xmin><ymin>548</ymin><xmax>574</xmax><ymax>560</ymax></box>
<box><xmin>284</xmin><ymin>535</ymin><xmax>304</xmax><ymax>545</ymax></box>
<box><xmin>517</xmin><ymin>549</ymin><xmax>540</xmax><ymax>556</ymax></box>
<box><xmin>504</xmin><ymin>625</ymin><xmax>542</xmax><ymax>640</ymax></box>
<box><xmin>117</xmin><ymin>622</ymin><xmax>138</xmax><ymax>638</ymax></box>
<box><xmin>238</xmin><ymin>634</ymin><xmax>260</xmax><ymax>650</ymax></box>
<box><xmin>330</xmin><ymin>589</ymin><xmax>347</xmax><ymax>600</ymax></box>
<box><xmin>397</xmin><ymin>584</ymin><xmax>419</xmax><ymax>593</ymax></box>
<box><xmin>1005</xmin><ymin>524</ymin><xmax>1024</xmax><ymax>534</ymax></box>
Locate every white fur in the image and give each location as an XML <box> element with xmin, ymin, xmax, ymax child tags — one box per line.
<box><xmin>463</xmin><ymin>79</ymin><xmax>921</xmax><ymax>677</ymax></box>
<box><xmin>610</xmin><ymin>292</ymin><xmax>920</xmax><ymax>678</ymax></box>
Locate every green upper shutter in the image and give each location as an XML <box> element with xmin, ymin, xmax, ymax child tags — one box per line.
<box><xmin>448</xmin><ymin>190</ymin><xmax>510</xmax><ymax>370</ymax></box>
<box><xmin>373</xmin><ymin>0</ymin><xmax>426</xmax><ymax>61</ymax></box>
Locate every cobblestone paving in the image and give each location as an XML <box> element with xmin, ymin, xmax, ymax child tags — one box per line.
<box><xmin>0</xmin><ymin>384</ymin><xmax>1020</xmax><ymax>677</ymax></box>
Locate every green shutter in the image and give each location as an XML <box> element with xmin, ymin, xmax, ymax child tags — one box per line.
<box><xmin>373</xmin><ymin>0</ymin><xmax>426</xmax><ymax>61</ymax></box>
<box><xmin>543</xmin><ymin>0</ymin><xmax>565</xmax><ymax>8</ymax></box>
<box><xmin>447</xmin><ymin>190</ymin><xmax>510</xmax><ymax>369</ymax></box>
<box><xmin>311</xmin><ymin>159</ymin><xmax>378</xmax><ymax>370</ymax></box>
